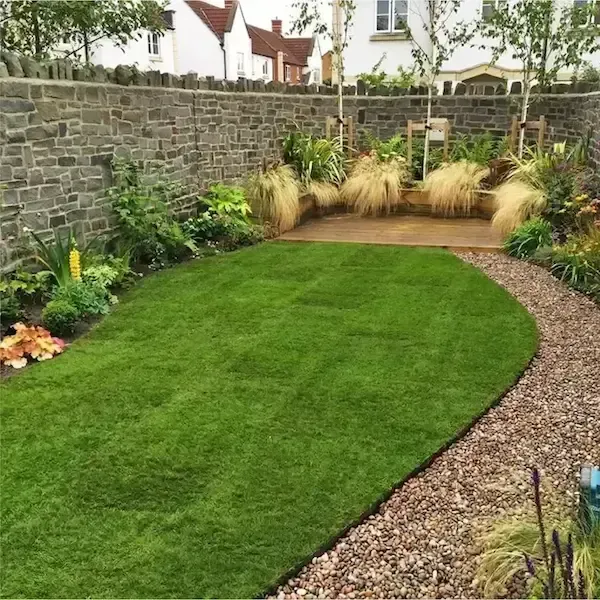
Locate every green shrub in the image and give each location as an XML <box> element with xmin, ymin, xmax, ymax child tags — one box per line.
<box><xmin>106</xmin><ymin>158</ymin><xmax>197</xmax><ymax>267</ymax></box>
<box><xmin>51</xmin><ymin>280</ymin><xmax>110</xmax><ymax>317</ymax></box>
<box><xmin>200</xmin><ymin>184</ymin><xmax>251</xmax><ymax>224</ymax></box>
<box><xmin>82</xmin><ymin>264</ymin><xmax>121</xmax><ymax>289</ymax></box>
<box><xmin>504</xmin><ymin>218</ymin><xmax>553</xmax><ymax>259</ymax></box>
<box><xmin>550</xmin><ymin>231</ymin><xmax>600</xmax><ymax>296</ymax></box>
<box><xmin>182</xmin><ymin>212</ymin><xmax>263</xmax><ymax>250</ymax></box>
<box><xmin>42</xmin><ymin>300</ymin><xmax>80</xmax><ymax>335</ymax></box>
<box><xmin>0</xmin><ymin>291</ymin><xmax>22</xmax><ymax>327</ymax></box>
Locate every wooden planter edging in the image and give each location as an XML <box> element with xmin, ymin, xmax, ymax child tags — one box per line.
<box><xmin>299</xmin><ymin>189</ymin><xmax>496</xmax><ymax>222</ymax></box>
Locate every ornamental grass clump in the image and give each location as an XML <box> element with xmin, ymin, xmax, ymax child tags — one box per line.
<box><xmin>492</xmin><ymin>179</ymin><xmax>547</xmax><ymax>235</ymax></box>
<box><xmin>246</xmin><ymin>163</ymin><xmax>300</xmax><ymax>233</ymax></box>
<box><xmin>423</xmin><ymin>161</ymin><xmax>489</xmax><ymax>216</ymax></box>
<box><xmin>478</xmin><ymin>469</ymin><xmax>600</xmax><ymax>599</ymax></box>
<box><xmin>341</xmin><ymin>153</ymin><xmax>410</xmax><ymax>216</ymax></box>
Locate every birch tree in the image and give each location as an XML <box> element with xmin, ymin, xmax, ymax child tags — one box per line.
<box><xmin>290</xmin><ymin>0</ymin><xmax>356</xmax><ymax>144</ymax></box>
<box><xmin>481</xmin><ymin>0</ymin><xmax>600</xmax><ymax>158</ymax></box>
<box><xmin>408</xmin><ymin>0</ymin><xmax>475</xmax><ymax>178</ymax></box>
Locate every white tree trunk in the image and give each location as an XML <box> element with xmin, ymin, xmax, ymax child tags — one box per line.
<box><xmin>423</xmin><ymin>83</ymin><xmax>433</xmax><ymax>179</ymax></box>
<box><xmin>518</xmin><ymin>81</ymin><xmax>531</xmax><ymax>159</ymax></box>
<box><xmin>333</xmin><ymin>0</ymin><xmax>344</xmax><ymax>146</ymax></box>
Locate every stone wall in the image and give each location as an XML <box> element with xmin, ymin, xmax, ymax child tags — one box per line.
<box><xmin>1</xmin><ymin>72</ymin><xmax>599</xmax><ymax>270</ymax></box>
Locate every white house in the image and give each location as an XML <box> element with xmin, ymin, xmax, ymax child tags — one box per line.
<box><xmin>49</xmin><ymin>0</ymin><xmax>322</xmax><ymax>83</ymax></box>
<box><xmin>53</xmin><ymin>7</ymin><xmax>178</xmax><ymax>73</ymax></box>
<box><xmin>341</xmin><ymin>0</ymin><xmax>600</xmax><ymax>90</ymax></box>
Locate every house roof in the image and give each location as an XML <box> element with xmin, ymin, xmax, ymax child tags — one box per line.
<box><xmin>185</xmin><ymin>0</ymin><xmax>236</xmax><ymax>41</ymax></box>
<box><xmin>283</xmin><ymin>38</ymin><xmax>314</xmax><ymax>66</ymax></box>
<box><xmin>247</xmin><ymin>25</ymin><xmax>305</xmax><ymax>66</ymax></box>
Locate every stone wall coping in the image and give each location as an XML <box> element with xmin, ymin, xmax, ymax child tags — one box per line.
<box><xmin>2</xmin><ymin>51</ymin><xmax>600</xmax><ymax>97</ymax></box>
<box><xmin>2</xmin><ymin>75</ymin><xmax>600</xmax><ymax>101</ymax></box>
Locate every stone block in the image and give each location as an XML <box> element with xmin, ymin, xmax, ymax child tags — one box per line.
<box><xmin>1</xmin><ymin>51</ymin><xmax>23</xmax><ymax>77</ymax></box>
<box><xmin>1</xmin><ymin>80</ymin><xmax>30</xmax><ymax>99</ymax></box>
<box><xmin>43</xmin><ymin>84</ymin><xmax>76</xmax><ymax>100</ymax></box>
<box><xmin>19</xmin><ymin>55</ymin><xmax>48</xmax><ymax>79</ymax></box>
<box><xmin>0</xmin><ymin>97</ymin><xmax>35</xmax><ymax>113</ymax></box>
<box><xmin>26</xmin><ymin>124</ymin><xmax>58</xmax><ymax>141</ymax></box>
<box><xmin>0</xmin><ymin>61</ymin><xmax>8</xmax><ymax>78</ymax></box>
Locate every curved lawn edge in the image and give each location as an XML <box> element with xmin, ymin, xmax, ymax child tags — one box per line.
<box><xmin>260</xmin><ymin>268</ymin><xmax>540</xmax><ymax>599</ymax></box>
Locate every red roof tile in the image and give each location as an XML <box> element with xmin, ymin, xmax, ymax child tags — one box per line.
<box><xmin>283</xmin><ymin>38</ymin><xmax>313</xmax><ymax>67</ymax></box>
<box><xmin>185</xmin><ymin>0</ymin><xmax>232</xmax><ymax>41</ymax></box>
<box><xmin>247</xmin><ymin>25</ymin><xmax>304</xmax><ymax>65</ymax></box>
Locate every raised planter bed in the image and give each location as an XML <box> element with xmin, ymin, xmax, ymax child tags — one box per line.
<box><xmin>298</xmin><ymin>189</ymin><xmax>496</xmax><ymax>222</ymax></box>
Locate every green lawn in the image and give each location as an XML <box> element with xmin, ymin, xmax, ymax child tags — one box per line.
<box><xmin>1</xmin><ymin>242</ymin><xmax>537</xmax><ymax>598</ymax></box>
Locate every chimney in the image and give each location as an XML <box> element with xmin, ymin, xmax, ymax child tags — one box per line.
<box><xmin>272</xmin><ymin>19</ymin><xmax>282</xmax><ymax>35</ymax></box>
<box><xmin>224</xmin><ymin>0</ymin><xmax>233</xmax><ymax>9</ymax></box>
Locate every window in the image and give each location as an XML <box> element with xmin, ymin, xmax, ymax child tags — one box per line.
<box><xmin>285</xmin><ymin>64</ymin><xmax>291</xmax><ymax>82</ymax></box>
<box><xmin>147</xmin><ymin>32</ymin><xmax>160</xmax><ymax>57</ymax></box>
<box><xmin>262</xmin><ymin>59</ymin><xmax>269</xmax><ymax>77</ymax></box>
<box><xmin>237</xmin><ymin>52</ymin><xmax>245</xmax><ymax>74</ymax></box>
<box><xmin>574</xmin><ymin>0</ymin><xmax>600</xmax><ymax>24</ymax></box>
<box><xmin>482</xmin><ymin>0</ymin><xmax>507</xmax><ymax>21</ymax></box>
<box><xmin>376</xmin><ymin>0</ymin><xmax>408</xmax><ymax>32</ymax></box>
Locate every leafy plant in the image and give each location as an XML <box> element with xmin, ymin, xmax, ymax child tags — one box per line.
<box><xmin>341</xmin><ymin>153</ymin><xmax>410</xmax><ymax>216</ymax></box>
<box><xmin>282</xmin><ymin>131</ymin><xmax>346</xmax><ymax>186</ymax></box>
<box><xmin>0</xmin><ymin>269</ymin><xmax>52</xmax><ymax>304</ymax></box>
<box><xmin>424</xmin><ymin>161</ymin><xmax>489</xmax><ymax>216</ymax></box>
<box><xmin>246</xmin><ymin>163</ymin><xmax>300</xmax><ymax>233</ymax></box>
<box><xmin>358</xmin><ymin>54</ymin><xmax>415</xmax><ymax>89</ymax></box>
<box><xmin>0</xmin><ymin>322</ymin><xmax>65</xmax><ymax>369</ymax></box>
<box><xmin>50</xmin><ymin>280</ymin><xmax>111</xmax><ymax>318</ymax></box>
<box><xmin>106</xmin><ymin>158</ymin><xmax>197</xmax><ymax>267</ymax></box>
<box><xmin>42</xmin><ymin>300</ymin><xmax>80</xmax><ymax>336</ymax></box>
<box><xmin>200</xmin><ymin>184</ymin><xmax>252</xmax><ymax>224</ymax></box>
<box><xmin>182</xmin><ymin>212</ymin><xmax>263</xmax><ymax>251</ymax></box>
<box><xmin>82</xmin><ymin>264</ymin><xmax>122</xmax><ymax>290</ymax></box>
<box><xmin>0</xmin><ymin>291</ymin><xmax>22</xmax><ymax>328</ymax></box>
<box><xmin>551</xmin><ymin>233</ymin><xmax>600</xmax><ymax>292</ymax></box>
<box><xmin>450</xmin><ymin>133</ymin><xmax>509</xmax><ymax>165</ymax></box>
<box><xmin>504</xmin><ymin>218</ymin><xmax>553</xmax><ymax>259</ymax></box>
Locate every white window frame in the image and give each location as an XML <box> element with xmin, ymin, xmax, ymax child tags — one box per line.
<box><xmin>237</xmin><ymin>52</ymin><xmax>245</xmax><ymax>74</ymax></box>
<box><xmin>574</xmin><ymin>0</ymin><xmax>600</xmax><ymax>24</ymax></box>
<box><xmin>481</xmin><ymin>0</ymin><xmax>508</xmax><ymax>21</ymax></box>
<box><xmin>262</xmin><ymin>59</ymin><xmax>269</xmax><ymax>78</ymax></box>
<box><xmin>375</xmin><ymin>0</ymin><xmax>409</xmax><ymax>33</ymax></box>
<box><xmin>147</xmin><ymin>31</ymin><xmax>161</xmax><ymax>57</ymax></box>
<box><xmin>285</xmin><ymin>64</ymin><xmax>291</xmax><ymax>82</ymax></box>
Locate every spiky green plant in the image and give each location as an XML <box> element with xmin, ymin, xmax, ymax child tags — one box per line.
<box><xmin>282</xmin><ymin>131</ymin><xmax>346</xmax><ymax>187</ymax></box>
<box><xmin>503</xmin><ymin>218</ymin><xmax>553</xmax><ymax>259</ymax></box>
<box><xmin>30</xmin><ymin>229</ymin><xmax>75</xmax><ymax>288</ymax></box>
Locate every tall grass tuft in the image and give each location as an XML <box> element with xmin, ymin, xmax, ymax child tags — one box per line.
<box><xmin>246</xmin><ymin>163</ymin><xmax>300</xmax><ymax>233</ymax></box>
<box><xmin>423</xmin><ymin>161</ymin><xmax>489</xmax><ymax>216</ymax></box>
<box><xmin>306</xmin><ymin>181</ymin><xmax>340</xmax><ymax>208</ymax></box>
<box><xmin>341</xmin><ymin>154</ymin><xmax>410</xmax><ymax>216</ymax></box>
<box><xmin>491</xmin><ymin>179</ymin><xmax>547</xmax><ymax>235</ymax></box>
<box><xmin>478</xmin><ymin>469</ymin><xmax>600</xmax><ymax>599</ymax></box>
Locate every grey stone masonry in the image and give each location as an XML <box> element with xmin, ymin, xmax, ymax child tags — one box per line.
<box><xmin>1</xmin><ymin>67</ymin><xmax>599</xmax><ymax>269</ymax></box>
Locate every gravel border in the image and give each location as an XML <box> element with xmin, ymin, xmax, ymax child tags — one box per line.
<box><xmin>271</xmin><ymin>254</ymin><xmax>600</xmax><ymax>600</ymax></box>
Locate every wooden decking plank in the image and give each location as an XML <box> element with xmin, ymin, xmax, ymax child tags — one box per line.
<box><xmin>278</xmin><ymin>215</ymin><xmax>503</xmax><ymax>252</ymax></box>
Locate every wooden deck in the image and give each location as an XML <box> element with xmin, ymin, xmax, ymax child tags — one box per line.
<box><xmin>278</xmin><ymin>214</ymin><xmax>503</xmax><ymax>252</ymax></box>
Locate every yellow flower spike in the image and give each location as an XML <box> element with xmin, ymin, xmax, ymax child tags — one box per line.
<box><xmin>69</xmin><ymin>248</ymin><xmax>81</xmax><ymax>281</ymax></box>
